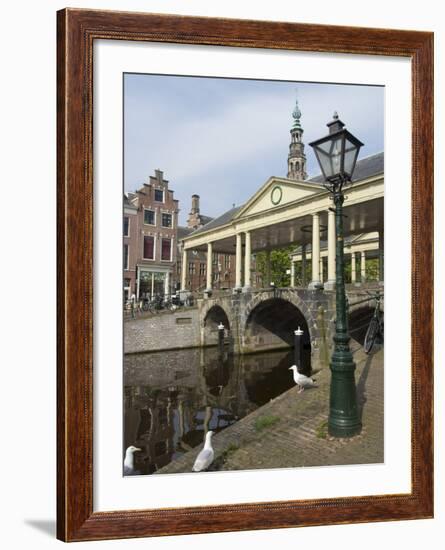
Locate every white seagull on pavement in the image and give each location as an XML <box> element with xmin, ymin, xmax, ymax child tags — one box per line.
<box><xmin>289</xmin><ymin>365</ymin><xmax>317</xmax><ymax>393</ymax></box>
<box><xmin>192</xmin><ymin>431</ymin><xmax>214</xmax><ymax>472</ymax></box>
<box><xmin>124</xmin><ymin>445</ymin><xmax>141</xmax><ymax>475</ymax></box>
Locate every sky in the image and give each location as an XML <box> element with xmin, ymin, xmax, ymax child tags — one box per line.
<box><xmin>124</xmin><ymin>74</ymin><xmax>384</xmax><ymax>226</ymax></box>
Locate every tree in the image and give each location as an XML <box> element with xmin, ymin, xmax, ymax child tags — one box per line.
<box><xmin>255</xmin><ymin>246</ymin><xmax>294</xmax><ymax>287</ymax></box>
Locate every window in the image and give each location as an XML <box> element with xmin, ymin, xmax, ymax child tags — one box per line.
<box><xmin>154</xmin><ymin>189</ymin><xmax>164</xmax><ymax>202</ymax></box>
<box><xmin>224</xmin><ymin>254</ymin><xmax>230</xmax><ymax>269</ymax></box>
<box><xmin>188</xmin><ymin>262</ymin><xmax>196</xmax><ymax>275</ymax></box>
<box><xmin>161</xmin><ymin>213</ymin><xmax>172</xmax><ymax>227</ymax></box>
<box><xmin>161</xmin><ymin>238</ymin><xmax>172</xmax><ymax>261</ymax></box>
<box><xmin>199</xmin><ymin>263</ymin><xmax>206</xmax><ymax>276</ymax></box>
<box><xmin>144</xmin><ymin>209</ymin><xmax>155</xmax><ymax>225</ymax></box>
<box><xmin>123</xmin><ymin>216</ymin><xmax>129</xmax><ymax>236</ymax></box>
<box><xmin>123</xmin><ymin>245</ymin><xmax>129</xmax><ymax>270</ymax></box>
<box><xmin>143</xmin><ymin>236</ymin><xmax>155</xmax><ymax>260</ymax></box>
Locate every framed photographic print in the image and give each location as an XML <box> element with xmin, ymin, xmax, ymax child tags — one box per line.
<box><xmin>57</xmin><ymin>8</ymin><xmax>433</xmax><ymax>542</ymax></box>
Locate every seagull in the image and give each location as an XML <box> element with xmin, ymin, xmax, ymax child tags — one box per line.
<box><xmin>192</xmin><ymin>431</ymin><xmax>214</xmax><ymax>472</ymax></box>
<box><xmin>289</xmin><ymin>365</ymin><xmax>317</xmax><ymax>393</ymax></box>
<box><xmin>124</xmin><ymin>445</ymin><xmax>141</xmax><ymax>475</ymax></box>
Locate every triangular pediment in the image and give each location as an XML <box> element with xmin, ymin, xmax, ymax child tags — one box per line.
<box><xmin>234</xmin><ymin>176</ymin><xmax>323</xmax><ymax>219</ymax></box>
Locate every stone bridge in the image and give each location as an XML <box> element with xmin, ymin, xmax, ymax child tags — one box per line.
<box><xmin>198</xmin><ymin>286</ymin><xmax>383</xmax><ymax>371</ymax></box>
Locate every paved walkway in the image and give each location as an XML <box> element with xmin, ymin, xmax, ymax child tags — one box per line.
<box><xmin>156</xmin><ymin>343</ymin><xmax>383</xmax><ymax>474</ymax></box>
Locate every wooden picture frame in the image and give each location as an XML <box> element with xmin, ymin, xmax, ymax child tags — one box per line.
<box><xmin>57</xmin><ymin>8</ymin><xmax>433</xmax><ymax>542</ymax></box>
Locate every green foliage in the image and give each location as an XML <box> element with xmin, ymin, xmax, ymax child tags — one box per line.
<box><xmin>315</xmin><ymin>420</ymin><xmax>328</xmax><ymax>439</ymax></box>
<box><xmin>345</xmin><ymin>256</ymin><xmax>380</xmax><ymax>283</ymax></box>
<box><xmin>254</xmin><ymin>414</ymin><xmax>280</xmax><ymax>432</ymax></box>
<box><xmin>366</xmin><ymin>258</ymin><xmax>380</xmax><ymax>281</ymax></box>
<box><xmin>255</xmin><ymin>246</ymin><xmax>294</xmax><ymax>287</ymax></box>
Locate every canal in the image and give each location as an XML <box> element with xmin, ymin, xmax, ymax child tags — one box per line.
<box><xmin>124</xmin><ymin>347</ymin><xmax>301</xmax><ymax>475</ymax></box>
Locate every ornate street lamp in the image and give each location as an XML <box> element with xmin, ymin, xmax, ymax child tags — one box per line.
<box><xmin>309</xmin><ymin>112</ymin><xmax>364</xmax><ymax>438</ymax></box>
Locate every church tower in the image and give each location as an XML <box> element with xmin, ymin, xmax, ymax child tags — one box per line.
<box><xmin>287</xmin><ymin>98</ymin><xmax>307</xmax><ymax>180</ymax></box>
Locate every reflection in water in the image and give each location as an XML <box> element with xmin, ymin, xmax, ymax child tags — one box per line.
<box><xmin>124</xmin><ymin>348</ymin><xmax>295</xmax><ymax>475</ymax></box>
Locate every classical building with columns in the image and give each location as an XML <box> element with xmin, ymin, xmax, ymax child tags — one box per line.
<box><xmin>179</xmin><ymin>101</ymin><xmax>384</xmax><ymax>296</ymax></box>
<box><xmin>289</xmin><ymin>231</ymin><xmax>382</xmax><ymax>288</ymax></box>
<box><xmin>176</xmin><ymin>195</ymin><xmax>257</xmax><ymax>293</ymax></box>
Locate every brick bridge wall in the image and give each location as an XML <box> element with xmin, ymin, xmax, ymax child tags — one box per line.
<box><xmin>199</xmin><ymin>288</ymin><xmax>336</xmax><ymax>370</ymax></box>
<box><xmin>124</xmin><ymin>287</ymin><xmax>382</xmax><ymax>359</ymax></box>
<box><xmin>198</xmin><ymin>287</ymin><xmax>383</xmax><ymax>369</ymax></box>
<box><xmin>124</xmin><ymin>308</ymin><xmax>201</xmax><ymax>354</ymax></box>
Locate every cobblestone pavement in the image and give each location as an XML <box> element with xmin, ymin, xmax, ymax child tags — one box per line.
<box><xmin>156</xmin><ymin>343</ymin><xmax>383</xmax><ymax>474</ymax></box>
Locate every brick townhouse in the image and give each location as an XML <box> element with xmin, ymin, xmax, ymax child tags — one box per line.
<box><xmin>123</xmin><ymin>169</ymin><xmax>178</xmax><ymax>301</ymax></box>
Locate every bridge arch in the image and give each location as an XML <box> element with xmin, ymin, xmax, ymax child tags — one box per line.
<box><xmin>243</xmin><ymin>292</ymin><xmax>313</xmax><ymax>371</ymax></box>
<box><xmin>201</xmin><ymin>303</ymin><xmax>232</xmax><ymax>347</ymax></box>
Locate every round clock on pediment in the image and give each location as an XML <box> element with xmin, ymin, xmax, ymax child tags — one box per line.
<box><xmin>271</xmin><ymin>185</ymin><xmax>283</xmax><ymax>205</ymax></box>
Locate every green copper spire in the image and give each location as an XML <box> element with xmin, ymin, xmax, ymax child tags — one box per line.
<box><xmin>292</xmin><ymin>98</ymin><xmax>302</xmax><ymax>129</ymax></box>
<box><xmin>288</xmin><ymin>96</ymin><xmax>307</xmax><ymax>180</ymax></box>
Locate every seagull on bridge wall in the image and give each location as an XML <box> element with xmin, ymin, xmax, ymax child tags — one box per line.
<box><xmin>289</xmin><ymin>366</ymin><xmax>317</xmax><ymax>393</ymax></box>
<box><xmin>192</xmin><ymin>431</ymin><xmax>214</xmax><ymax>472</ymax></box>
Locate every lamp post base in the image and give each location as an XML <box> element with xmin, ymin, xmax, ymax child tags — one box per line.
<box><xmin>328</xmin><ymin>346</ymin><xmax>362</xmax><ymax>438</ymax></box>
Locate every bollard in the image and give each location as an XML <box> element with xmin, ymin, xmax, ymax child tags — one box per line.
<box><xmin>270</xmin><ymin>281</ymin><xmax>277</xmax><ymax>299</ymax></box>
<box><xmin>217</xmin><ymin>322</ymin><xmax>225</xmax><ymax>356</ymax></box>
<box><xmin>294</xmin><ymin>326</ymin><xmax>304</xmax><ymax>373</ymax></box>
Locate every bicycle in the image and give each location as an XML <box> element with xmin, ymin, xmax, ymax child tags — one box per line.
<box><xmin>141</xmin><ymin>297</ymin><xmax>158</xmax><ymax>314</ymax></box>
<box><xmin>363</xmin><ymin>291</ymin><xmax>384</xmax><ymax>354</ymax></box>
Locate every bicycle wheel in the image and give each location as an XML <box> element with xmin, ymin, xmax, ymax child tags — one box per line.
<box><xmin>364</xmin><ymin>317</ymin><xmax>379</xmax><ymax>354</ymax></box>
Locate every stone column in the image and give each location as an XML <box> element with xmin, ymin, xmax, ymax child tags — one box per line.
<box><xmin>351</xmin><ymin>251</ymin><xmax>357</xmax><ymax>283</ymax></box>
<box><xmin>136</xmin><ymin>268</ymin><xmax>140</xmax><ymax>300</ymax></box>
<box><xmin>235</xmin><ymin>233</ymin><xmax>242</xmax><ymax>290</ymax></box>
<box><xmin>265</xmin><ymin>249</ymin><xmax>271</xmax><ymax>287</ymax></box>
<box><xmin>151</xmin><ymin>272</ymin><xmax>155</xmax><ymax>298</ymax></box>
<box><xmin>360</xmin><ymin>250</ymin><xmax>366</xmax><ymax>283</ymax></box>
<box><xmin>164</xmin><ymin>270</ymin><xmax>170</xmax><ymax>296</ymax></box>
<box><xmin>206</xmin><ymin>242</ymin><xmax>213</xmax><ymax>293</ymax></box>
<box><xmin>309</xmin><ymin>213</ymin><xmax>322</xmax><ymax>289</ymax></box>
<box><xmin>290</xmin><ymin>261</ymin><xmax>296</xmax><ymax>287</ymax></box>
<box><xmin>378</xmin><ymin>229</ymin><xmax>384</xmax><ymax>282</ymax></box>
<box><xmin>326</xmin><ymin>208</ymin><xmax>336</xmax><ymax>289</ymax></box>
<box><xmin>301</xmin><ymin>244</ymin><xmax>307</xmax><ymax>286</ymax></box>
<box><xmin>244</xmin><ymin>231</ymin><xmax>251</xmax><ymax>290</ymax></box>
<box><xmin>181</xmin><ymin>248</ymin><xmax>187</xmax><ymax>291</ymax></box>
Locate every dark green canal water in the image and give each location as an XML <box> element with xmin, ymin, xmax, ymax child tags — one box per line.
<box><xmin>123</xmin><ymin>347</ymin><xmax>297</xmax><ymax>475</ymax></box>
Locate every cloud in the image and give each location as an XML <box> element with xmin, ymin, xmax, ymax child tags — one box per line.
<box><xmin>124</xmin><ymin>75</ymin><xmax>384</xmax><ymax>224</ymax></box>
